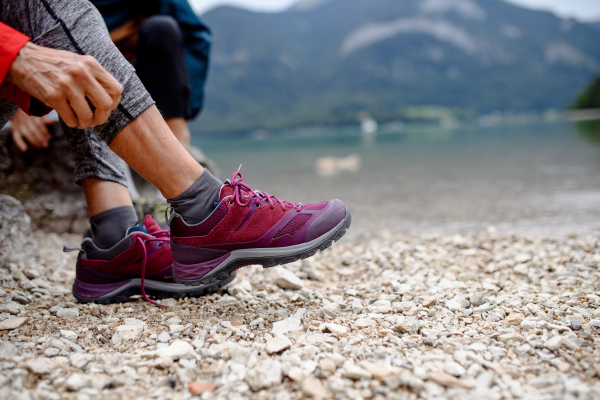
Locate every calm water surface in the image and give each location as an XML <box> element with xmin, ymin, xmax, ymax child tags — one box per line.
<box><xmin>192</xmin><ymin>120</ymin><xmax>600</xmax><ymax>238</ymax></box>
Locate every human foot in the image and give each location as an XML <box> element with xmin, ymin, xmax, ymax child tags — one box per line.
<box><xmin>169</xmin><ymin>168</ymin><xmax>351</xmax><ymax>285</ymax></box>
<box><xmin>71</xmin><ymin>215</ymin><xmax>235</xmax><ymax>305</ymax></box>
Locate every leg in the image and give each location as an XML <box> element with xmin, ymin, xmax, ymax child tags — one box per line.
<box><xmin>136</xmin><ymin>15</ymin><xmax>192</xmax><ymax>150</ymax></box>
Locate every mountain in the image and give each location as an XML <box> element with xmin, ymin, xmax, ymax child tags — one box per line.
<box><xmin>193</xmin><ymin>0</ymin><xmax>600</xmax><ymax>134</ymax></box>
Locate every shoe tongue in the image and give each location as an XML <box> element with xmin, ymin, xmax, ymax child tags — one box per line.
<box><xmin>126</xmin><ymin>223</ymin><xmax>149</xmax><ymax>236</ymax></box>
<box><xmin>219</xmin><ymin>183</ymin><xmax>234</xmax><ymax>201</ymax></box>
<box><xmin>142</xmin><ymin>214</ymin><xmax>161</xmax><ymax>235</ymax></box>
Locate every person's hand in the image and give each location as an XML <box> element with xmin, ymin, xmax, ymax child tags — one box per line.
<box><xmin>5</xmin><ymin>42</ymin><xmax>123</xmax><ymax>129</ymax></box>
<box><xmin>10</xmin><ymin>109</ymin><xmax>51</xmax><ymax>152</ymax></box>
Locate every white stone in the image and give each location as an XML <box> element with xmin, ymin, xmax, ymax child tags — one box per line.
<box><xmin>56</xmin><ymin>308</ymin><xmax>79</xmax><ymax>320</ymax></box>
<box><xmin>444</xmin><ymin>360</ymin><xmax>466</xmax><ymax>377</ymax></box>
<box><xmin>266</xmin><ymin>334</ymin><xmax>292</xmax><ymax>354</ymax></box>
<box><xmin>124</xmin><ymin>318</ymin><xmax>146</xmax><ymax>326</ymax></box>
<box><xmin>0</xmin><ymin>341</ymin><xmax>17</xmax><ymax>359</ymax></box>
<box><xmin>360</xmin><ymin>361</ymin><xmax>400</xmax><ymax>380</ymax></box>
<box><xmin>302</xmin><ymin>375</ymin><xmax>327</xmax><ymax>398</ymax></box>
<box><xmin>0</xmin><ymin>317</ymin><xmax>28</xmax><ymax>330</ymax></box>
<box><xmin>155</xmin><ymin>340</ymin><xmax>196</xmax><ymax>360</ymax></box>
<box><xmin>245</xmin><ymin>359</ymin><xmax>282</xmax><ymax>391</ymax></box>
<box><xmin>395</xmin><ymin>318</ymin><xmax>418</xmax><ymax>334</ymax></box>
<box><xmin>544</xmin><ymin>335</ymin><xmax>562</xmax><ymax>351</ymax></box>
<box><xmin>69</xmin><ymin>353</ymin><xmax>94</xmax><ymax>370</ymax></box>
<box><xmin>111</xmin><ymin>324</ymin><xmax>144</xmax><ymax>345</ymax></box>
<box><xmin>272</xmin><ymin>317</ymin><xmax>302</xmax><ymax>335</ymax></box>
<box><xmin>60</xmin><ymin>330</ymin><xmax>78</xmax><ymax>341</ymax></box>
<box><xmin>351</xmin><ymin>299</ymin><xmax>364</xmax><ymax>314</ymax></box>
<box><xmin>320</xmin><ymin>323</ymin><xmax>349</xmax><ymax>335</ymax></box>
<box><xmin>158</xmin><ymin>332</ymin><xmax>171</xmax><ymax>343</ymax></box>
<box><xmin>514</xmin><ymin>263</ymin><xmax>529</xmax><ymax>275</ymax></box>
<box><xmin>271</xmin><ymin>267</ymin><xmax>304</xmax><ymax>290</ymax></box>
<box><xmin>169</xmin><ymin>324</ymin><xmax>184</xmax><ymax>333</ymax></box>
<box><xmin>368</xmin><ymin>300</ymin><xmax>392</xmax><ymax>314</ymax></box>
<box><xmin>355</xmin><ymin>317</ymin><xmax>376</xmax><ymax>328</ymax></box>
<box><xmin>65</xmin><ymin>373</ymin><xmax>90</xmax><ymax>391</ymax></box>
<box><xmin>446</xmin><ymin>298</ymin><xmax>469</xmax><ymax>311</ymax></box>
<box><xmin>26</xmin><ymin>357</ymin><xmax>55</xmax><ymax>375</ymax></box>
<box><xmin>344</xmin><ymin>363</ymin><xmax>372</xmax><ymax>380</ymax></box>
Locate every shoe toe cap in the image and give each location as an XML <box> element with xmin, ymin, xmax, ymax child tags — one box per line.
<box><xmin>305</xmin><ymin>199</ymin><xmax>348</xmax><ymax>242</ymax></box>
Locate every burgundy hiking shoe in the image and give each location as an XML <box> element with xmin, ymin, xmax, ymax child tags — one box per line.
<box><xmin>170</xmin><ymin>167</ymin><xmax>351</xmax><ymax>285</ymax></box>
<box><xmin>71</xmin><ymin>215</ymin><xmax>236</xmax><ymax>305</ymax></box>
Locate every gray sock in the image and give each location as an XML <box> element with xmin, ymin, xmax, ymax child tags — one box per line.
<box><xmin>168</xmin><ymin>170</ymin><xmax>223</xmax><ymax>224</ymax></box>
<box><xmin>89</xmin><ymin>205</ymin><xmax>139</xmax><ymax>249</ymax></box>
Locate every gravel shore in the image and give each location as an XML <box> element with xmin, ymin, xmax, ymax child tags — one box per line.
<box><xmin>1</xmin><ymin>229</ymin><xmax>600</xmax><ymax>400</ymax></box>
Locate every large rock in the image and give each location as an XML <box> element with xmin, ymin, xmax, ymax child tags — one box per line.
<box><xmin>0</xmin><ymin>126</ymin><xmax>88</xmax><ymax>234</ymax></box>
<box><xmin>0</xmin><ymin>195</ymin><xmax>34</xmax><ymax>267</ymax></box>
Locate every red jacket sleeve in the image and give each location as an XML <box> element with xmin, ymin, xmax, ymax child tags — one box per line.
<box><xmin>0</xmin><ymin>22</ymin><xmax>30</xmax><ymax>83</ymax></box>
<box><xmin>0</xmin><ymin>22</ymin><xmax>51</xmax><ymax>116</ymax></box>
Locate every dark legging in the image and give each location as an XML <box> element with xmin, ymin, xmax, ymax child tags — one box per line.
<box><xmin>135</xmin><ymin>15</ymin><xmax>191</xmax><ymax>120</ymax></box>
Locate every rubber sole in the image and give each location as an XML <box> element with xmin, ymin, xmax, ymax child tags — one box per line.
<box><xmin>72</xmin><ymin>272</ymin><xmax>237</xmax><ymax>304</ymax></box>
<box><xmin>173</xmin><ymin>207</ymin><xmax>352</xmax><ymax>286</ymax></box>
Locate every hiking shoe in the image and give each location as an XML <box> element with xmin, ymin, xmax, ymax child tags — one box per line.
<box><xmin>170</xmin><ymin>167</ymin><xmax>351</xmax><ymax>285</ymax></box>
<box><xmin>71</xmin><ymin>215</ymin><xmax>236</xmax><ymax>305</ymax></box>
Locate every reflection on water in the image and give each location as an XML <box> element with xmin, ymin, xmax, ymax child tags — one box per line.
<box><xmin>193</xmin><ymin>120</ymin><xmax>600</xmax><ymax>238</ymax></box>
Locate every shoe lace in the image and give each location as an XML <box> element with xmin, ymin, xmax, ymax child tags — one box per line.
<box><xmin>230</xmin><ymin>165</ymin><xmax>303</xmax><ymax>212</ymax></box>
<box><xmin>135</xmin><ymin>231</ymin><xmax>170</xmax><ymax>307</ymax></box>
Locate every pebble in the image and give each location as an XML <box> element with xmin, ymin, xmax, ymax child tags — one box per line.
<box><xmin>570</xmin><ymin>318</ymin><xmax>582</xmax><ymax>331</ymax></box>
<box><xmin>155</xmin><ymin>340</ymin><xmax>196</xmax><ymax>360</ymax></box>
<box><xmin>544</xmin><ymin>335</ymin><xmax>563</xmax><ymax>351</ymax></box>
<box><xmin>60</xmin><ymin>330</ymin><xmax>78</xmax><ymax>341</ymax></box>
<box><xmin>26</xmin><ymin>357</ymin><xmax>55</xmax><ymax>375</ymax></box>
<box><xmin>272</xmin><ymin>316</ymin><xmax>302</xmax><ymax>335</ymax></box>
<box><xmin>504</xmin><ymin>313</ymin><xmax>524</xmax><ymax>325</ymax></box>
<box><xmin>422</xmin><ymin>295</ymin><xmax>437</xmax><ymax>308</ymax></box>
<box><xmin>351</xmin><ymin>298</ymin><xmax>364</xmax><ymax>313</ymax></box>
<box><xmin>158</xmin><ymin>332</ymin><xmax>171</xmax><ymax>343</ymax></box>
<box><xmin>188</xmin><ymin>381</ymin><xmax>217</xmax><ymax>396</ymax></box>
<box><xmin>266</xmin><ymin>334</ymin><xmax>292</xmax><ymax>354</ymax></box>
<box><xmin>0</xmin><ymin>317</ymin><xmax>28</xmax><ymax>330</ymax></box>
<box><xmin>395</xmin><ymin>318</ymin><xmax>418</xmax><ymax>334</ymax></box>
<box><xmin>65</xmin><ymin>373</ymin><xmax>89</xmax><ymax>391</ymax></box>
<box><xmin>1</xmin><ymin>229</ymin><xmax>599</xmax><ymax>400</ymax></box>
<box><xmin>302</xmin><ymin>375</ymin><xmax>327</xmax><ymax>398</ymax></box>
<box><xmin>429</xmin><ymin>371</ymin><xmax>464</xmax><ymax>388</ymax></box>
<box><xmin>344</xmin><ymin>363</ymin><xmax>372</xmax><ymax>380</ymax></box>
<box><xmin>354</xmin><ymin>317</ymin><xmax>376</xmax><ymax>328</ymax></box>
<box><xmin>245</xmin><ymin>359</ymin><xmax>282</xmax><ymax>391</ymax></box>
<box><xmin>111</xmin><ymin>324</ymin><xmax>144</xmax><ymax>345</ymax></box>
<box><xmin>0</xmin><ymin>341</ymin><xmax>17</xmax><ymax>359</ymax></box>
<box><xmin>368</xmin><ymin>300</ymin><xmax>392</xmax><ymax>314</ymax></box>
<box><xmin>320</xmin><ymin>323</ymin><xmax>349</xmax><ymax>335</ymax></box>
<box><xmin>56</xmin><ymin>308</ymin><xmax>79</xmax><ymax>320</ymax></box>
<box><xmin>271</xmin><ymin>267</ymin><xmax>304</xmax><ymax>290</ymax></box>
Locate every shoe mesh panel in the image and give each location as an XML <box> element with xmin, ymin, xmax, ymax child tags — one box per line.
<box><xmin>303</xmin><ymin>202</ymin><xmax>328</xmax><ymax>210</ymax></box>
<box><xmin>273</xmin><ymin>214</ymin><xmax>312</xmax><ymax>240</ymax></box>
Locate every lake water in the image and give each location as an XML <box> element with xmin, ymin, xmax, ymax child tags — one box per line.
<box><xmin>192</xmin><ymin>120</ymin><xmax>600</xmax><ymax>238</ymax></box>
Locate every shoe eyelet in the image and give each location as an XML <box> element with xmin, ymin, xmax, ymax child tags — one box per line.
<box><xmin>229</xmin><ymin>201</ymin><xmax>234</xmax><ymax>206</ymax></box>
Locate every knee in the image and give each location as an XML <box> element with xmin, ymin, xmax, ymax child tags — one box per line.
<box><xmin>139</xmin><ymin>15</ymin><xmax>183</xmax><ymax>49</ymax></box>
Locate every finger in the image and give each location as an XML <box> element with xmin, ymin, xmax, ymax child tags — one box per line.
<box><xmin>51</xmin><ymin>91</ymin><xmax>79</xmax><ymax>128</ymax></box>
<box><xmin>88</xmin><ymin>59</ymin><xmax>122</xmax><ymax>110</ymax></box>
<box><xmin>67</xmin><ymin>94</ymin><xmax>94</xmax><ymax>129</ymax></box>
<box><xmin>32</xmin><ymin>117</ymin><xmax>50</xmax><ymax>138</ymax></box>
<box><xmin>84</xmin><ymin>78</ymin><xmax>114</xmax><ymax>126</ymax></box>
<box><xmin>28</xmin><ymin>122</ymin><xmax>49</xmax><ymax>148</ymax></box>
<box><xmin>12</xmin><ymin>130</ymin><xmax>28</xmax><ymax>152</ymax></box>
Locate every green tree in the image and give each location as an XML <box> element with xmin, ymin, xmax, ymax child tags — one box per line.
<box><xmin>575</xmin><ymin>75</ymin><xmax>600</xmax><ymax>109</ymax></box>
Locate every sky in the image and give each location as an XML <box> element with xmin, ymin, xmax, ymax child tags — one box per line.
<box><xmin>189</xmin><ymin>0</ymin><xmax>600</xmax><ymax>22</ymax></box>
